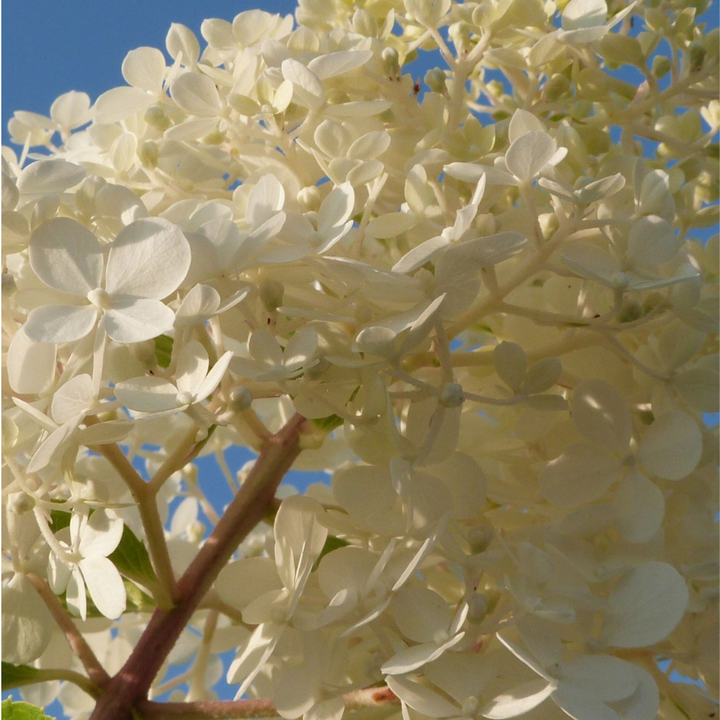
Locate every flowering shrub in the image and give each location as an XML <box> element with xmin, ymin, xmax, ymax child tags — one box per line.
<box><xmin>2</xmin><ymin>0</ymin><xmax>718</xmax><ymax>719</ymax></box>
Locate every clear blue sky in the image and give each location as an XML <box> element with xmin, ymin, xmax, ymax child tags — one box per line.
<box><xmin>2</xmin><ymin>1</ymin><xmax>298</xmax><ymax>146</ymax></box>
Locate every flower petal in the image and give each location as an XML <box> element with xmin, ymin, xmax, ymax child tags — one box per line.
<box><xmin>603</xmin><ymin>562</ymin><xmax>689</xmax><ymax>648</ymax></box>
<box><xmin>30</xmin><ymin>217</ymin><xmax>103</xmax><ymax>296</ymax></box>
<box><xmin>24</xmin><ymin>305</ymin><xmax>98</xmax><ymax>344</ymax></box>
<box><xmin>115</xmin><ymin>376</ymin><xmax>179</xmax><ymax>412</ymax></box>
<box><xmin>105</xmin><ymin>218</ymin><xmax>191</xmax><ymax>299</ymax></box>
<box><xmin>572</xmin><ymin>379</ymin><xmax>633</xmax><ymax>453</ymax></box>
<box><xmin>79</xmin><ymin>556</ymin><xmax>127</xmax><ymax>619</ymax></box>
<box><xmin>505</xmin><ymin>132</ymin><xmax>559</xmax><ymax>182</ymax></box>
<box><xmin>17</xmin><ymin>159</ymin><xmax>85</xmax><ymax>196</ymax></box>
<box><xmin>480</xmin><ymin>679</ymin><xmax>555</xmax><ymax>719</ymax></box>
<box><xmin>1</xmin><ymin>574</ymin><xmax>55</xmax><ymax>665</ymax></box>
<box><xmin>176</xmin><ymin>340</ymin><xmax>210</xmax><ymax>396</ymax></box>
<box><xmin>637</xmin><ymin>411</ymin><xmax>702</xmax><ymax>481</ymax></box>
<box><xmin>104</xmin><ymin>298</ymin><xmax>175</xmax><ymax>344</ymax></box>
<box><xmin>539</xmin><ymin>444</ymin><xmax>621</xmax><ymax>507</ymax></box>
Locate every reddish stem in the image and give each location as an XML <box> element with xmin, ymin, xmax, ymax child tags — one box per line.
<box><xmin>89</xmin><ymin>414</ymin><xmax>307</xmax><ymax>720</ymax></box>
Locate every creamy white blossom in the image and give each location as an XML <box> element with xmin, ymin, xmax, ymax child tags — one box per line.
<box><xmin>2</xmin><ymin>1</ymin><xmax>717</xmax><ymax>719</ymax></box>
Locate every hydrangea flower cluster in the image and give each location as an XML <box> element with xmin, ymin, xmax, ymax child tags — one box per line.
<box><xmin>2</xmin><ymin>0</ymin><xmax>718</xmax><ymax>719</ymax></box>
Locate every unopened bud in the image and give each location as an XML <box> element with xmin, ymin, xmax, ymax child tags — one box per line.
<box><xmin>448</xmin><ymin>22</ymin><xmax>472</xmax><ymax>55</ymax></box>
<box><xmin>139</xmin><ymin>140</ymin><xmax>159</xmax><ymax>169</ymax></box>
<box><xmin>2</xmin><ymin>273</ymin><xmax>16</xmax><ymax>297</ymax></box>
<box><xmin>610</xmin><ymin>272</ymin><xmax>630</xmax><ymax>290</ymax></box>
<box><xmin>87</xmin><ymin>287</ymin><xmax>113</xmax><ymax>310</ymax></box>
<box><xmin>177</xmin><ymin>390</ymin><xmax>194</xmax><ymax>407</ymax></box>
<box><xmin>424</xmin><ymin>68</ymin><xmax>447</xmax><ymax>93</ymax></box>
<box><xmin>144</xmin><ymin>106</ymin><xmax>171</xmax><ymax>131</ymax></box>
<box><xmin>228</xmin><ymin>385</ymin><xmax>253</xmax><ymax>412</ymax></box>
<box><xmin>688</xmin><ymin>41</ymin><xmax>707</xmax><ymax>73</ymax></box>
<box><xmin>468</xmin><ymin>524</ymin><xmax>493</xmax><ymax>553</ymax></box>
<box><xmin>462</xmin><ymin>698</ymin><xmax>480</xmax><ymax>718</ymax></box>
<box><xmin>297</xmin><ymin>185</ymin><xmax>321</xmax><ymax>211</ymax></box>
<box><xmin>381</xmin><ymin>47</ymin><xmax>400</xmax><ymax>78</ymax></box>
<box><xmin>544</xmin><ymin>73</ymin><xmax>571</xmax><ymax>102</ymax></box>
<box><xmin>188</xmin><ymin>520</ymin><xmax>205</xmax><ymax>544</ymax></box>
<box><xmin>440</xmin><ymin>382</ymin><xmax>465</xmax><ymax>408</ymax></box>
<box><xmin>651</xmin><ymin>56</ymin><xmax>672</xmax><ymax>79</ymax></box>
<box><xmin>259</xmin><ymin>278</ymin><xmax>284</xmax><ymax>311</ymax></box>
<box><xmin>8</xmin><ymin>492</ymin><xmax>34</xmax><ymax>515</ymax></box>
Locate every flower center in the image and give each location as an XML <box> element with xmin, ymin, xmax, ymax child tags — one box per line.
<box><xmin>433</xmin><ymin>629</ymin><xmax>450</xmax><ymax>644</ymax></box>
<box><xmin>176</xmin><ymin>391</ymin><xmax>194</xmax><ymax>407</ymax></box>
<box><xmin>87</xmin><ymin>287</ymin><xmax>113</xmax><ymax>310</ymax></box>
<box><xmin>462</xmin><ymin>696</ymin><xmax>479</xmax><ymax>718</ymax></box>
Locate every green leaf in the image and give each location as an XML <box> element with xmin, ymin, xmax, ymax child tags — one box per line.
<box><xmin>124</xmin><ymin>579</ymin><xmax>156</xmax><ymax>613</ymax></box>
<box><xmin>49</xmin><ymin>508</ymin><xmax>71</xmax><ymax>533</ymax></box>
<box><xmin>1</xmin><ymin>697</ymin><xmax>55</xmax><ymax>720</ymax></box>
<box><xmin>109</xmin><ymin>524</ymin><xmax>157</xmax><ymax>589</ymax></box>
<box><xmin>311</xmin><ymin>414</ymin><xmax>344</xmax><ymax>433</ymax></box>
<box><xmin>154</xmin><ymin>334</ymin><xmax>173</xmax><ymax>368</ymax></box>
<box><xmin>1</xmin><ymin>664</ymin><xmax>43</xmax><ymax>692</ymax></box>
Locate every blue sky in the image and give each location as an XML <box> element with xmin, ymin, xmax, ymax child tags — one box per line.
<box><xmin>3</xmin><ymin>1</ymin><xmax>716</xmax><ymax>716</ymax></box>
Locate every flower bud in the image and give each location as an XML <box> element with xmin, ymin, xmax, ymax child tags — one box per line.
<box><xmin>424</xmin><ymin>68</ymin><xmax>447</xmax><ymax>93</ymax></box>
<box><xmin>188</xmin><ymin>520</ymin><xmax>205</xmax><ymax>544</ymax></box>
<box><xmin>144</xmin><ymin>106</ymin><xmax>171</xmax><ymax>131</ymax></box>
<box><xmin>440</xmin><ymin>382</ymin><xmax>465</xmax><ymax>408</ymax></box>
<box><xmin>259</xmin><ymin>278</ymin><xmax>284</xmax><ymax>311</ymax></box>
<box><xmin>544</xmin><ymin>73</ymin><xmax>571</xmax><ymax>102</ymax></box>
<box><xmin>297</xmin><ymin>185</ymin><xmax>321</xmax><ymax>211</ymax></box>
<box><xmin>448</xmin><ymin>22</ymin><xmax>472</xmax><ymax>55</ymax></box>
<box><xmin>460</xmin><ymin>698</ymin><xmax>479</xmax><ymax>718</ymax></box>
<box><xmin>228</xmin><ymin>386</ymin><xmax>253</xmax><ymax>412</ymax></box>
<box><xmin>468</xmin><ymin>524</ymin><xmax>493</xmax><ymax>553</ymax></box>
<box><xmin>8</xmin><ymin>492</ymin><xmax>35</xmax><ymax>515</ymax></box>
<box><xmin>381</xmin><ymin>47</ymin><xmax>400</xmax><ymax>78</ymax></box>
<box><xmin>139</xmin><ymin>140</ymin><xmax>159</xmax><ymax>169</ymax></box>
<box><xmin>539</xmin><ymin>213</ymin><xmax>559</xmax><ymax>240</ymax></box>
<box><xmin>688</xmin><ymin>40</ymin><xmax>707</xmax><ymax>73</ymax></box>
<box><xmin>2</xmin><ymin>273</ymin><xmax>16</xmax><ymax>297</ymax></box>
<box><xmin>651</xmin><ymin>56</ymin><xmax>672</xmax><ymax>79</ymax></box>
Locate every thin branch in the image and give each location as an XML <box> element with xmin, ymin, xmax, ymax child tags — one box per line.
<box><xmin>93</xmin><ymin>440</ymin><xmax>177</xmax><ymax>608</ymax></box>
<box><xmin>3</xmin><ymin>667</ymin><xmax>102</xmax><ymax>699</ymax></box>
<box><xmin>138</xmin><ymin>687</ymin><xmax>398</xmax><ymax>719</ymax></box>
<box><xmin>26</xmin><ymin>573</ymin><xmax>111</xmax><ymax>689</ymax></box>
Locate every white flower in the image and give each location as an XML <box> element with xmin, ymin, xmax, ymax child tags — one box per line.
<box><xmin>24</xmin><ymin>217</ymin><xmax>191</xmax><ymax>344</ymax></box>
<box><xmin>115</xmin><ymin>340</ymin><xmax>233</xmax><ymax>415</ymax></box>
<box><xmin>215</xmin><ymin>495</ymin><xmax>328</xmax><ymax>696</ymax></box>
<box><xmin>381</xmin><ymin>586</ymin><xmax>467</xmax><ymax>675</ymax></box>
<box><xmin>47</xmin><ymin>508</ymin><xmax>127</xmax><ymax>621</ymax></box>
<box><xmin>558</xmin><ymin>0</ymin><xmax>636</xmax><ymax>45</ymax></box>
<box><xmin>230</xmin><ymin>327</ymin><xmax>319</xmax><ymax>381</ymax></box>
